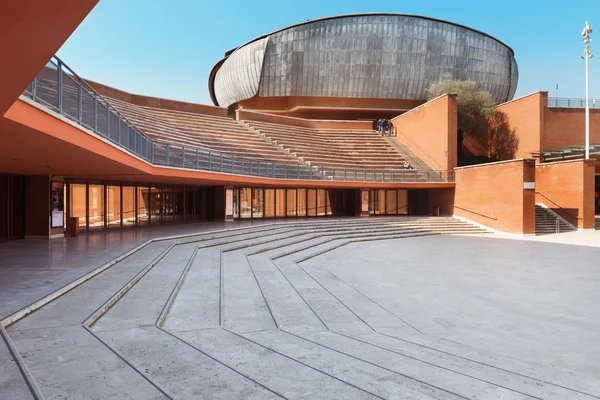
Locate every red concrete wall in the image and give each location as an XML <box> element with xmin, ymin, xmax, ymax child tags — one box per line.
<box><xmin>454</xmin><ymin>159</ymin><xmax>536</xmax><ymax>234</ymax></box>
<box><xmin>535</xmin><ymin>160</ymin><xmax>596</xmax><ymax>229</ymax></box>
<box><xmin>495</xmin><ymin>92</ymin><xmax>545</xmax><ymax>160</ymax></box>
<box><xmin>25</xmin><ymin>175</ymin><xmax>49</xmax><ymax>237</ymax></box>
<box><xmin>391</xmin><ymin>94</ymin><xmax>458</xmax><ymax>171</ymax></box>
<box><xmin>88</xmin><ymin>81</ymin><xmax>228</xmax><ymax>117</ymax></box>
<box><xmin>236</xmin><ymin>109</ymin><xmax>373</xmax><ymax>130</ymax></box>
<box><xmin>542</xmin><ymin>108</ymin><xmax>600</xmax><ymax>151</ymax></box>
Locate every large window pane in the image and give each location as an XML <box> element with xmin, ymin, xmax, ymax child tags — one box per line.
<box><xmin>276</xmin><ymin>189</ymin><xmax>286</xmax><ymax>217</ymax></box>
<box><xmin>149</xmin><ymin>186</ymin><xmax>161</xmax><ymax>225</ymax></box>
<box><xmin>239</xmin><ymin>188</ymin><xmax>252</xmax><ymax>219</ymax></box>
<box><xmin>185</xmin><ymin>187</ymin><xmax>195</xmax><ymax>221</ymax></box>
<box><xmin>286</xmin><ymin>189</ymin><xmax>297</xmax><ymax>217</ymax></box>
<box><xmin>122</xmin><ymin>186</ymin><xmax>135</xmax><ymax>227</ymax></box>
<box><xmin>173</xmin><ymin>186</ymin><xmax>184</xmax><ymax>222</ymax></box>
<box><xmin>398</xmin><ymin>190</ymin><xmax>409</xmax><ymax>214</ymax></box>
<box><xmin>252</xmin><ymin>188</ymin><xmax>264</xmax><ymax>218</ymax></box>
<box><xmin>307</xmin><ymin>189</ymin><xmax>317</xmax><ymax>217</ymax></box>
<box><xmin>88</xmin><ymin>184</ymin><xmax>104</xmax><ymax>229</ymax></box>
<box><xmin>233</xmin><ymin>188</ymin><xmax>239</xmax><ymax>219</ymax></box>
<box><xmin>317</xmin><ymin>189</ymin><xmax>326</xmax><ymax>216</ymax></box>
<box><xmin>70</xmin><ymin>183</ymin><xmax>87</xmax><ymax>230</ymax></box>
<box><xmin>138</xmin><ymin>186</ymin><xmax>149</xmax><ymax>226</ymax></box>
<box><xmin>163</xmin><ymin>186</ymin><xmax>174</xmax><ymax>223</ymax></box>
<box><xmin>297</xmin><ymin>189</ymin><xmax>307</xmax><ymax>217</ymax></box>
<box><xmin>264</xmin><ymin>189</ymin><xmax>275</xmax><ymax>218</ymax></box>
<box><xmin>386</xmin><ymin>190</ymin><xmax>398</xmax><ymax>215</ymax></box>
<box><xmin>107</xmin><ymin>185</ymin><xmax>121</xmax><ymax>229</ymax></box>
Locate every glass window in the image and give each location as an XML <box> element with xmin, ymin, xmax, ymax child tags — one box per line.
<box><xmin>122</xmin><ymin>186</ymin><xmax>135</xmax><ymax>227</ymax></box>
<box><xmin>398</xmin><ymin>190</ymin><xmax>409</xmax><ymax>214</ymax></box>
<box><xmin>377</xmin><ymin>189</ymin><xmax>386</xmax><ymax>215</ymax></box>
<box><xmin>252</xmin><ymin>188</ymin><xmax>264</xmax><ymax>218</ymax></box>
<box><xmin>286</xmin><ymin>189</ymin><xmax>297</xmax><ymax>217</ymax></box>
<box><xmin>386</xmin><ymin>190</ymin><xmax>398</xmax><ymax>215</ymax></box>
<box><xmin>317</xmin><ymin>189</ymin><xmax>327</xmax><ymax>216</ymax></box>
<box><xmin>70</xmin><ymin>183</ymin><xmax>87</xmax><ymax>230</ymax></box>
<box><xmin>137</xmin><ymin>186</ymin><xmax>149</xmax><ymax>226</ymax></box>
<box><xmin>163</xmin><ymin>186</ymin><xmax>174</xmax><ymax>223</ymax></box>
<box><xmin>185</xmin><ymin>187</ymin><xmax>195</xmax><ymax>222</ymax></box>
<box><xmin>107</xmin><ymin>185</ymin><xmax>121</xmax><ymax>229</ymax></box>
<box><xmin>232</xmin><ymin>188</ymin><xmax>239</xmax><ymax>219</ymax></box>
<box><xmin>276</xmin><ymin>189</ymin><xmax>286</xmax><ymax>217</ymax></box>
<box><xmin>149</xmin><ymin>186</ymin><xmax>161</xmax><ymax>225</ymax></box>
<box><xmin>239</xmin><ymin>188</ymin><xmax>252</xmax><ymax>219</ymax></box>
<box><xmin>307</xmin><ymin>189</ymin><xmax>317</xmax><ymax>217</ymax></box>
<box><xmin>88</xmin><ymin>184</ymin><xmax>104</xmax><ymax>229</ymax></box>
<box><xmin>297</xmin><ymin>189</ymin><xmax>307</xmax><ymax>217</ymax></box>
<box><xmin>264</xmin><ymin>189</ymin><xmax>275</xmax><ymax>218</ymax></box>
<box><xmin>173</xmin><ymin>186</ymin><xmax>184</xmax><ymax>222</ymax></box>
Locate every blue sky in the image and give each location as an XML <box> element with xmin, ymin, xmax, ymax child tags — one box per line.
<box><xmin>57</xmin><ymin>0</ymin><xmax>599</xmax><ymax>105</ymax></box>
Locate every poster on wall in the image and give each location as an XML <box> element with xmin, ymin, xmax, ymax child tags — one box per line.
<box><xmin>361</xmin><ymin>191</ymin><xmax>369</xmax><ymax>212</ymax></box>
<box><xmin>51</xmin><ymin>182</ymin><xmax>64</xmax><ymax>228</ymax></box>
<box><xmin>225</xmin><ymin>189</ymin><xmax>233</xmax><ymax>216</ymax></box>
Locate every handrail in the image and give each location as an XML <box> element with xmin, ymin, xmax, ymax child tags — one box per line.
<box><xmin>454</xmin><ymin>205</ymin><xmax>497</xmax><ymax>220</ymax></box>
<box><xmin>22</xmin><ymin>55</ymin><xmax>456</xmax><ymax>183</ymax></box>
<box><xmin>548</xmin><ymin>97</ymin><xmax>599</xmax><ymax>109</ymax></box>
<box><xmin>535</xmin><ymin>192</ymin><xmax>582</xmax><ymax>220</ymax></box>
<box><xmin>394</xmin><ymin>129</ymin><xmax>445</xmax><ymax>171</ymax></box>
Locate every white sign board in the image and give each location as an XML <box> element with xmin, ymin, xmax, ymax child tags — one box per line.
<box><xmin>523</xmin><ymin>182</ymin><xmax>535</xmax><ymax>190</ymax></box>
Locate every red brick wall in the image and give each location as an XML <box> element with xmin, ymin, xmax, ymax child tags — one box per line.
<box><xmin>535</xmin><ymin>160</ymin><xmax>596</xmax><ymax>229</ymax></box>
<box><xmin>495</xmin><ymin>92</ymin><xmax>545</xmax><ymax>159</ymax></box>
<box><xmin>236</xmin><ymin>109</ymin><xmax>373</xmax><ymax>130</ymax></box>
<box><xmin>391</xmin><ymin>94</ymin><xmax>458</xmax><ymax>171</ymax></box>
<box><xmin>454</xmin><ymin>159</ymin><xmax>536</xmax><ymax>234</ymax></box>
<box><xmin>543</xmin><ymin>108</ymin><xmax>600</xmax><ymax>150</ymax></box>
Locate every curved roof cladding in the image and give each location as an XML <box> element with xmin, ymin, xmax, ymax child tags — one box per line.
<box><xmin>209</xmin><ymin>13</ymin><xmax>518</xmax><ymax>107</ymax></box>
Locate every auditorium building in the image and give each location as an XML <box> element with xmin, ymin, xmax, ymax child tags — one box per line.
<box><xmin>0</xmin><ymin>5</ymin><xmax>598</xmax><ymax>241</ymax></box>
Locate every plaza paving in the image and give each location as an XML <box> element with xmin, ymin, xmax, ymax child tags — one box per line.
<box><xmin>1</xmin><ymin>218</ymin><xmax>600</xmax><ymax>399</ymax></box>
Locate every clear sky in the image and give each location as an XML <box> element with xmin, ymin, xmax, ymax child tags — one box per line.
<box><xmin>57</xmin><ymin>0</ymin><xmax>599</xmax><ymax>106</ymax></box>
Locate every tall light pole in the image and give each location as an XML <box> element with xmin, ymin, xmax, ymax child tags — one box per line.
<box><xmin>582</xmin><ymin>21</ymin><xmax>593</xmax><ymax>159</ymax></box>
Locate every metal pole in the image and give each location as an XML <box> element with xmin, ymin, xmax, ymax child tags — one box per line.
<box><xmin>582</xmin><ymin>21</ymin><xmax>593</xmax><ymax>160</ymax></box>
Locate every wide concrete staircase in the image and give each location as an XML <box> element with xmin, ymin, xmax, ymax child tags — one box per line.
<box><xmin>243</xmin><ymin>120</ymin><xmax>409</xmax><ymax>170</ymax></box>
<box><xmin>535</xmin><ymin>204</ymin><xmax>577</xmax><ymax>235</ymax></box>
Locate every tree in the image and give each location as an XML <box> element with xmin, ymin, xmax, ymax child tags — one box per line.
<box><xmin>427</xmin><ymin>74</ymin><xmax>495</xmax><ymax>154</ymax></box>
<box><xmin>486</xmin><ymin>110</ymin><xmax>519</xmax><ymax>161</ymax></box>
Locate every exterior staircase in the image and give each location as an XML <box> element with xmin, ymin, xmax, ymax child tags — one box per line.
<box><xmin>596</xmin><ymin>216</ymin><xmax>600</xmax><ymax>230</ymax></box>
<box><xmin>535</xmin><ymin>204</ymin><xmax>577</xmax><ymax>235</ymax></box>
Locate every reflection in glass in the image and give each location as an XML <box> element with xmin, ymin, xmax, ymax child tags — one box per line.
<box><xmin>286</xmin><ymin>189</ymin><xmax>297</xmax><ymax>217</ymax></box>
<box><xmin>122</xmin><ymin>186</ymin><xmax>135</xmax><ymax>226</ymax></box>
<box><xmin>386</xmin><ymin>190</ymin><xmax>397</xmax><ymax>215</ymax></box>
<box><xmin>70</xmin><ymin>183</ymin><xmax>87</xmax><ymax>229</ymax></box>
<box><xmin>252</xmin><ymin>188</ymin><xmax>264</xmax><ymax>218</ymax></box>
<box><xmin>138</xmin><ymin>186</ymin><xmax>149</xmax><ymax>226</ymax></box>
<box><xmin>88</xmin><ymin>184</ymin><xmax>104</xmax><ymax>229</ymax></box>
<box><xmin>297</xmin><ymin>189</ymin><xmax>307</xmax><ymax>216</ymax></box>
<box><xmin>239</xmin><ymin>188</ymin><xmax>252</xmax><ymax>218</ymax></box>
<box><xmin>107</xmin><ymin>185</ymin><xmax>121</xmax><ymax>228</ymax></box>
<box><xmin>149</xmin><ymin>186</ymin><xmax>161</xmax><ymax>225</ymax></box>
<box><xmin>276</xmin><ymin>189</ymin><xmax>286</xmax><ymax>217</ymax></box>
<box><xmin>307</xmin><ymin>189</ymin><xmax>317</xmax><ymax>216</ymax></box>
<box><xmin>264</xmin><ymin>189</ymin><xmax>275</xmax><ymax>218</ymax></box>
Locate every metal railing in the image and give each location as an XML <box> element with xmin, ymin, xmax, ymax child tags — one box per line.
<box><xmin>548</xmin><ymin>97</ymin><xmax>599</xmax><ymax>108</ymax></box>
<box><xmin>22</xmin><ymin>56</ymin><xmax>455</xmax><ymax>183</ymax></box>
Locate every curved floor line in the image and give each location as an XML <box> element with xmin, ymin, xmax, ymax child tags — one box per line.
<box><xmin>281</xmin><ymin>329</ymin><xmax>471</xmax><ymax>400</ymax></box>
<box><xmin>377</xmin><ymin>331</ymin><xmax>600</xmax><ymax>399</ymax></box>
<box><xmin>224</xmin><ymin>328</ymin><xmax>385</xmax><ymax>400</ymax></box>
<box><xmin>264</xmin><ymin>257</ymin><xmax>329</xmax><ymax>331</ymax></box>
<box><xmin>83</xmin><ymin>326</ymin><xmax>173</xmax><ymax>400</ymax></box>
<box><xmin>285</xmin><ymin>257</ymin><xmax>377</xmax><ymax>333</ymax></box>
<box><xmin>336</xmin><ymin>331</ymin><xmax>545</xmax><ymax>400</ymax></box>
<box><xmin>158</xmin><ymin>326</ymin><xmax>289</xmax><ymax>400</ymax></box>
<box><xmin>313</xmin><ymin>264</ymin><xmax>423</xmax><ymax>334</ymax></box>
<box><xmin>242</xmin><ymin>254</ymin><xmax>279</xmax><ymax>329</ymax></box>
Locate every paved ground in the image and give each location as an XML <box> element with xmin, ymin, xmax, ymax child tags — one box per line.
<box><xmin>2</xmin><ymin>218</ymin><xmax>600</xmax><ymax>399</ymax></box>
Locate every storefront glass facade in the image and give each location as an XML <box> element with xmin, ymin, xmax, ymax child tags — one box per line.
<box><xmin>66</xmin><ymin>180</ymin><xmax>213</xmax><ymax>233</ymax></box>
<box><xmin>233</xmin><ymin>187</ymin><xmax>346</xmax><ymax>219</ymax></box>
<box><xmin>369</xmin><ymin>189</ymin><xmax>409</xmax><ymax>215</ymax></box>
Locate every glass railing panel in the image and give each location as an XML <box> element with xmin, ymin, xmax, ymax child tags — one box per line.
<box><xmin>81</xmin><ymin>87</ymin><xmax>95</xmax><ymax>130</ymax></box>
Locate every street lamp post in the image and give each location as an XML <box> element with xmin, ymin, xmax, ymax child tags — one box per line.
<box><xmin>582</xmin><ymin>21</ymin><xmax>593</xmax><ymax>159</ymax></box>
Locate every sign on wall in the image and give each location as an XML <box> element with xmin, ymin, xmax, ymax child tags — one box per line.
<box><xmin>51</xmin><ymin>182</ymin><xmax>64</xmax><ymax>228</ymax></box>
<box><xmin>225</xmin><ymin>189</ymin><xmax>233</xmax><ymax>216</ymax></box>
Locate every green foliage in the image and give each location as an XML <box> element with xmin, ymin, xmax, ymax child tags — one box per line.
<box><xmin>427</xmin><ymin>74</ymin><xmax>495</xmax><ymax>140</ymax></box>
